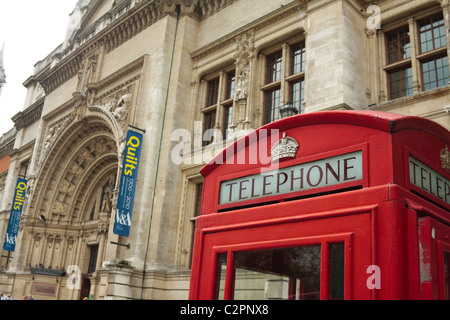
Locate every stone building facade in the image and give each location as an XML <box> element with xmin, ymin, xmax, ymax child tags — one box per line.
<box><xmin>0</xmin><ymin>0</ymin><xmax>449</xmax><ymax>300</ymax></box>
<box><xmin>0</xmin><ymin>44</ymin><xmax>5</xmax><ymax>98</ymax></box>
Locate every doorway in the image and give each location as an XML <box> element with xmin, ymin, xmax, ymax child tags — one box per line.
<box><xmin>80</xmin><ymin>277</ymin><xmax>91</xmax><ymax>300</ymax></box>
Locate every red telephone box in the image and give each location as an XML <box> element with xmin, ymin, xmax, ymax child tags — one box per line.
<box><xmin>189</xmin><ymin>111</ymin><xmax>450</xmax><ymax>300</ymax></box>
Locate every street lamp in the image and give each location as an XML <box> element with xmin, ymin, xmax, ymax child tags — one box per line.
<box><xmin>279</xmin><ymin>101</ymin><xmax>298</xmax><ymax>119</ymax></box>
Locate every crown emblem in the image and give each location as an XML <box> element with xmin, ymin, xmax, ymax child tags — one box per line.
<box><xmin>271</xmin><ymin>132</ymin><xmax>299</xmax><ymax>162</ymax></box>
<box><xmin>440</xmin><ymin>146</ymin><xmax>450</xmax><ymax>169</ymax></box>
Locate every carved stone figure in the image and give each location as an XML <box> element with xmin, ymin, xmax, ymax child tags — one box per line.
<box><xmin>44</xmin><ymin>128</ymin><xmax>56</xmax><ymax>150</ymax></box>
<box><xmin>112</xmin><ymin>93</ymin><xmax>131</xmax><ymax>122</ymax></box>
<box><xmin>101</xmin><ymin>178</ymin><xmax>114</xmax><ymax>213</ymax></box>
<box><xmin>235</xmin><ymin>64</ymin><xmax>249</xmax><ymax>102</ymax></box>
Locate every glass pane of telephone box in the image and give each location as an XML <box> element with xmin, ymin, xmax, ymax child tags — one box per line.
<box><xmin>214</xmin><ymin>253</ymin><xmax>227</xmax><ymax>300</ymax></box>
<box><xmin>233</xmin><ymin>245</ymin><xmax>321</xmax><ymax>300</ymax></box>
<box><xmin>329</xmin><ymin>242</ymin><xmax>345</xmax><ymax>300</ymax></box>
<box><xmin>444</xmin><ymin>251</ymin><xmax>449</xmax><ymax>300</ymax></box>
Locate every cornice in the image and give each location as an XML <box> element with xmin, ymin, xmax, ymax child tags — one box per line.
<box><xmin>0</xmin><ymin>128</ymin><xmax>16</xmax><ymax>159</ymax></box>
<box><xmin>12</xmin><ymin>97</ymin><xmax>45</xmax><ymax>131</ymax></box>
<box><xmin>191</xmin><ymin>0</ymin><xmax>306</xmax><ymax>61</ymax></box>
<box><xmin>36</xmin><ymin>0</ymin><xmax>241</xmax><ymax>95</ymax></box>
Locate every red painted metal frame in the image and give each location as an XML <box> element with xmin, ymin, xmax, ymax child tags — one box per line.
<box><xmin>419</xmin><ymin>216</ymin><xmax>450</xmax><ymax>299</ymax></box>
<box><xmin>209</xmin><ymin>233</ymin><xmax>353</xmax><ymax>300</ymax></box>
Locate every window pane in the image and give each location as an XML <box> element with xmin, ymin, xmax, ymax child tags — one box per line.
<box><xmin>223</xmin><ymin>105</ymin><xmax>233</xmax><ymax>140</ymax></box>
<box><xmin>386</xmin><ymin>26</ymin><xmax>410</xmax><ymax>64</ymax></box>
<box><xmin>290</xmin><ymin>79</ymin><xmax>305</xmax><ymax>114</ymax></box>
<box><xmin>233</xmin><ymin>245</ymin><xmax>321</xmax><ymax>300</ymax></box>
<box><xmin>215</xmin><ymin>253</ymin><xmax>228</xmax><ymax>300</ymax></box>
<box><xmin>329</xmin><ymin>243</ymin><xmax>345</xmax><ymax>300</ymax></box>
<box><xmin>264</xmin><ymin>88</ymin><xmax>281</xmax><ymax>124</ymax></box>
<box><xmin>203</xmin><ymin>110</ymin><xmax>216</xmax><ymax>146</ymax></box>
<box><xmin>226</xmin><ymin>71</ymin><xmax>235</xmax><ymax>100</ymax></box>
<box><xmin>88</xmin><ymin>245</ymin><xmax>99</xmax><ymax>274</ymax></box>
<box><xmin>206</xmin><ymin>78</ymin><xmax>220</xmax><ymax>107</ymax></box>
<box><xmin>419</xmin><ymin>14</ymin><xmax>446</xmax><ymax>53</ymax></box>
<box><xmin>389</xmin><ymin>67</ymin><xmax>412</xmax><ymax>99</ymax></box>
<box><xmin>292</xmin><ymin>42</ymin><xmax>306</xmax><ymax>74</ymax></box>
<box><xmin>422</xmin><ymin>57</ymin><xmax>450</xmax><ymax>91</ymax></box>
<box><xmin>266</xmin><ymin>51</ymin><xmax>282</xmax><ymax>83</ymax></box>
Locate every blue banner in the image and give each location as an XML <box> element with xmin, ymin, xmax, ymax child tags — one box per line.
<box><xmin>113</xmin><ymin>130</ymin><xmax>143</xmax><ymax>237</ymax></box>
<box><xmin>3</xmin><ymin>178</ymin><xmax>27</xmax><ymax>252</ymax></box>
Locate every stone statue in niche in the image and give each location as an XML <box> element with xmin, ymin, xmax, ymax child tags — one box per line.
<box><xmin>234</xmin><ymin>61</ymin><xmax>249</xmax><ymax>102</ymax></box>
<box><xmin>233</xmin><ymin>30</ymin><xmax>254</xmax><ymax>103</ymax></box>
<box><xmin>100</xmin><ymin>178</ymin><xmax>114</xmax><ymax>213</ymax></box>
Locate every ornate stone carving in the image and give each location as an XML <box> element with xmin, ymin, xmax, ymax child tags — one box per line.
<box><xmin>90</xmin><ymin>84</ymin><xmax>134</xmax><ymax>135</ymax></box>
<box><xmin>233</xmin><ymin>30</ymin><xmax>254</xmax><ymax>103</ymax></box>
<box><xmin>109</xmin><ymin>92</ymin><xmax>132</xmax><ymax>126</ymax></box>
<box><xmin>38</xmin><ymin>113</ymin><xmax>76</xmax><ymax>169</ymax></box>
<box><xmin>77</xmin><ymin>54</ymin><xmax>99</xmax><ymax>95</ymax></box>
<box><xmin>100</xmin><ymin>178</ymin><xmax>114</xmax><ymax>213</ymax></box>
<box><xmin>0</xmin><ymin>173</ymin><xmax>6</xmax><ymax>192</ymax></box>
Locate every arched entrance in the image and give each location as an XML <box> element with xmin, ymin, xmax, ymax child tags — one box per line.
<box><xmin>19</xmin><ymin>116</ymin><xmax>120</xmax><ymax>299</ymax></box>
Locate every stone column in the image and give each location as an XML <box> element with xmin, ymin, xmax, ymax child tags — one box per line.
<box><xmin>408</xmin><ymin>17</ymin><xmax>421</xmax><ymax>94</ymax></box>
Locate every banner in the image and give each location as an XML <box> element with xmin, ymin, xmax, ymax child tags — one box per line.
<box><xmin>3</xmin><ymin>178</ymin><xmax>27</xmax><ymax>252</ymax></box>
<box><xmin>113</xmin><ymin>129</ymin><xmax>143</xmax><ymax>237</ymax></box>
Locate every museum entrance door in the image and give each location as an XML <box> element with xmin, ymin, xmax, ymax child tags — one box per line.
<box><xmin>80</xmin><ymin>277</ymin><xmax>91</xmax><ymax>300</ymax></box>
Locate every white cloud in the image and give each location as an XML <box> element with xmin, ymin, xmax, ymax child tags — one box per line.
<box><xmin>0</xmin><ymin>0</ymin><xmax>78</xmax><ymax>136</ymax></box>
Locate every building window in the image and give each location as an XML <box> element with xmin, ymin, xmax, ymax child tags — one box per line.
<box><xmin>291</xmin><ymin>42</ymin><xmax>306</xmax><ymax>74</ymax></box>
<box><xmin>386</xmin><ymin>26</ymin><xmax>411</xmax><ymax>64</ymax></box>
<box><xmin>422</xmin><ymin>56</ymin><xmax>450</xmax><ymax>90</ymax></box>
<box><xmin>203</xmin><ymin>109</ymin><xmax>216</xmax><ymax>146</ymax></box>
<box><xmin>190</xmin><ymin>182</ymin><xmax>203</xmax><ymax>268</ymax></box>
<box><xmin>266</xmin><ymin>51</ymin><xmax>282</xmax><ymax>84</ymax></box>
<box><xmin>87</xmin><ymin>245</ymin><xmax>99</xmax><ymax>274</ymax></box>
<box><xmin>206</xmin><ymin>78</ymin><xmax>220</xmax><ymax>107</ymax></box>
<box><xmin>384</xmin><ymin>11</ymin><xmax>449</xmax><ymax>101</ymax></box>
<box><xmin>226</xmin><ymin>71</ymin><xmax>235</xmax><ymax>100</ymax></box>
<box><xmin>223</xmin><ymin>105</ymin><xmax>233</xmax><ymax>140</ymax></box>
<box><xmin>223</xmin><ymin>71</ymin><xmax>235</xmax><ymax>140</ymax></box>
<box><xmin>388</xmin><ymin>67</ymin><xmax>413</xmax><ymax>99</ymax></box>
<box><xmin>290</xmin><ymin>79</ymin><xmax>305</xmax><ymax>115</ymax></box>
<box><xmin>262</xmin><ymin>40</ymin><xmax>306</xmax><ymax>125</ymax></box>
<box><xmin>418</xmin><ymin>13</ymin><xmax>449</xmax><ymax>91</ymax></box>
<box><xmin>385</xmin><ymin>26</ymin><xmax>413</xmax><ymax>99</ymax></box>
<box><xmin>264</xmin><ymin>88</ymin><xmax>281</xmax><ymax>124</ymax></box>
<box><xmin>201</xmin><ymin>70</ymin><xmax>235</xmax><ymax>145</ymax></box>
<box><xmin>418</xmin><ymin>14</ymin><xmax>446</xmax><ymax>54</ymax></box>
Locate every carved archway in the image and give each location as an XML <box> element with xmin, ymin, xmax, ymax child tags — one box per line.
<box><xmin>30</xmin><ymin>116</ymin><xmax>119</xmax><ymax>225</ymax></box>
<box><xmin>22</xmin><ymin>116</ymin><xmax>119</xmax><ymax>275</ymax></box>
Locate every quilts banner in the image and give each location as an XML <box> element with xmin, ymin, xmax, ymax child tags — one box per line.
<box><xmin>3</xmin><ymin>178</ymin><xmax>27</xmax><ymax>252</ymax></box>
<box><xmin>113</xmin><ymin>130</ymin><xmax>143</xmax><ymax>237</ymax></box>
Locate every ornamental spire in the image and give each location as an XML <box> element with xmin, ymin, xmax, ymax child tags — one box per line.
<box><xmin>0</xmin><ymin>43</ymin><xmax>6</xmax><ymax>98</ymax></box>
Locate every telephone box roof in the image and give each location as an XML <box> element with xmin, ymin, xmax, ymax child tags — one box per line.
<box><xmin>201</xmin><ymin>110</ymin><xmax>450</xmax><ymax>177</ymax></box>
